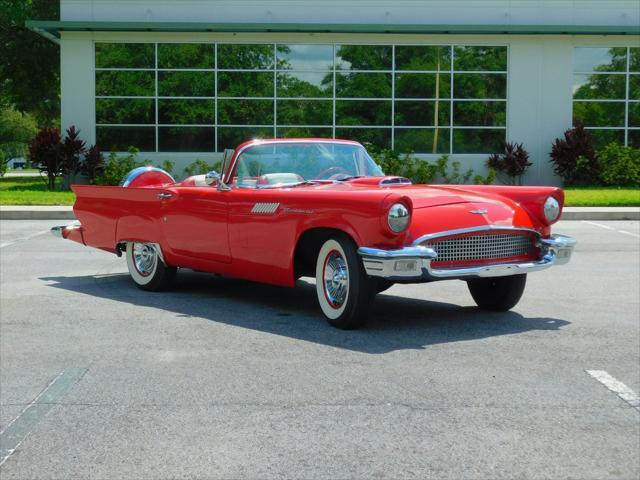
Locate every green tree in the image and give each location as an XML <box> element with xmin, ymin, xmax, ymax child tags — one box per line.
<box><xmin>0</xmin><ymin>0</ymin><xmax>60</xmax><ymax>125</ymax></box>
<box><xmin>0</xmin><ymin>149</ymin><xmax>6</xmax><ymax>177</ymax></box>
<box><xmin>0</xmin><ymin>106</ymin><xmax>38</xmax><ymax>159</ymax></box>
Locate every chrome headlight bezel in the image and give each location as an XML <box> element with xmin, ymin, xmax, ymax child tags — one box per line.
<box><xmin>387</xmin><ymin>203</ymin><xmax>410</xmax><ymax>233</ymax></box>
<box><xmin>543</xmin><ymin>196</ymin><xmax>561</xmax><ymax>223</ymax></box>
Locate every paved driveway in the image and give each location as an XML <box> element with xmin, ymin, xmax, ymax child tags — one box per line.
<box><xmin>1</xmin><ymin>220</ymin><xmax>638</xmax><ymax>479</ymax></box>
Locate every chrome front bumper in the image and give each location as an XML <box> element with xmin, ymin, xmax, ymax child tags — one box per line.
<box><xmin>358</xmin><ymin>233</ymin><xmax>576</xmax><ymax>282</ymax></box>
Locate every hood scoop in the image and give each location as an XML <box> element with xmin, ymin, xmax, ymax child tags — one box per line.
<box><xmin>379</xmin><ymin>176</ymin><xmax>412</xmax><ymax>187</ymax></box>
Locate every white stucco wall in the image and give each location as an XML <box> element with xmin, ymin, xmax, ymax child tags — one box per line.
<box><xmin>60</xmin><ymin>0</ymin><xmax>640</xmax><ymax>28</ymax></box>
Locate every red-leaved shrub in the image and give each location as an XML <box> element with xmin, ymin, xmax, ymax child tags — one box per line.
<box><xmin>550</xmin><ymin>124</ymin><xmax>599</xmax><ymax>185</ymax></box>
<box><xmin>29</xmin><ymin>127</ymin><xmax>62</xmax><ymax>190</ymax></box>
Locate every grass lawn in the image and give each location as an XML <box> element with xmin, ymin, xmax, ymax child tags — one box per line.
<box><xmin>0</xmin><ymin>176</ymin><xmax>75</xmax><ymax>205</ymax></box>
<box><xmin>7</xmin><ymin>168</ymin><xmax>39</xmax><ymax>173</ymax></box>
<box><xmin>1</xmin><ymin>176</ymin><xmax>639</xmax><ymax>207</ymax></box>
<box><xmin>564</xmin><ymin>187</ymin><xmax>640</xmax><ymax>207</ymax></box>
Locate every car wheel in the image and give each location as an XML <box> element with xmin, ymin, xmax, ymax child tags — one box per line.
<box><xmin>467</xmin><ymin>274</ymin><xmax>527</xmax><ymax>311</ymax></box>
<box><xmin>315</xmin><ymin>236</ymin><xmax>375</xmax><ymax>329</ymax></box>
<box><xmin>125</xmin><ymin>241</ymin><xmax>176</xmax><ymax>291</ymax></box>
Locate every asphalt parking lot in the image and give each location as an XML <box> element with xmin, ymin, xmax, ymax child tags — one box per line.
<box><xmin>1</xmin><ymin>219</ymin><xmax>639</xmax><ymax>479</ymax></box>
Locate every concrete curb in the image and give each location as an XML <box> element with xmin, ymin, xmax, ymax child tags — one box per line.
<box><xmin>1</xmin><ymin>205</ymin><xmax>639</xmax><ymax>221</ymax></box>
<box><xmin>0</xmin><ymin>206</ymin><xmax>76</xmax><ymax>220</ymax></box>
<box><xmin>561</xmin><ymin>207</ymin><xmax>639</xmax><ymax>221</ymax></box>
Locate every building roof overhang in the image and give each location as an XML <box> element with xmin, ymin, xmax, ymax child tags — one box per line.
<box><xmin>26</xmin><ymin>20</ymin><xmax>640</xmax><ymax>44</ymax></box>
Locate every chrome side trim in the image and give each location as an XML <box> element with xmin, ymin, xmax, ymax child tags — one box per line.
<box><xmin>413</xmin><ymin>225</ymin><xmax>541</xmax><ymax>245</ymax></box>
<box><xmin>121</xmin><ymin>166</ymin><xmax>175</xmax><ymax>187</ymax></box>
<box><xmin>358</xmin><ymin>232</ymin><xmax>576</xmax><ymax>282</ymax></box>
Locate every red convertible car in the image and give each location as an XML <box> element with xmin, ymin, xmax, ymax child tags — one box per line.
<box><xmin>53</xmin><ymin>138</ymin><xmax>576</xmax><ymax>329</ymax></box>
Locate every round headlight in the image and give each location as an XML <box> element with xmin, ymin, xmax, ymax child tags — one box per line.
<box><xmin>388</xmin><ymin>203</ymin><xmax>410</xmax><ymax>233</ymax></box>
<box><xmin>544</xmin><ymin>196</ymin><xmax>560</xmax><ymax>223</ymax></box>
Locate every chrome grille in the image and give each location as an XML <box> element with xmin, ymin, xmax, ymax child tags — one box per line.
<box><xmin>424</xmin><ymin>233</ymin><xmax>534</xmax><ymax>263</ymax></box>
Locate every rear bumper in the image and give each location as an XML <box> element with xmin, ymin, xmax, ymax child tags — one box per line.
<box><xmin>51</xmin><ymin>223</ymin><xmax>85</xmax><ymax>244</ymax></box>
<box><xmin>358</xmin><ymin>233</ymin><xmax>576</xmax><ymax>282</ymax></box>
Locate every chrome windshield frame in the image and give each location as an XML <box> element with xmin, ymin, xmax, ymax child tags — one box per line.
<box><xmin>222</xmin><ymin>139</ymin><xmax>373</xmax><ymax>186</ymax></box>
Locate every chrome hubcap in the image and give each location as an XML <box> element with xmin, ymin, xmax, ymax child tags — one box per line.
<box><xmin>323</xmin><ymin>251</ymin><xmax>348</xmax><ymax>308</ymax></box>
<box><xmin>133</xmin><ymin>243</ymin><xmax>157</xmax><ymax>277</ymax></box>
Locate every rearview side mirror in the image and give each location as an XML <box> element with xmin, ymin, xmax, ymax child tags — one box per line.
<box><xmin>205</xmin><ymin>171</ymin><xmax>221</xmax><ymax>185</ymax></box>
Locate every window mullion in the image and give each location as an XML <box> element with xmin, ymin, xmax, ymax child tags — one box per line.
<box><xmin>215</xmin><ymin>43</ymin><xmax>218</xmax><ymax>152</ymax></box>
<box><xmin>450</xmin><ymin>45</ymin><xmax>454</xmax><ymax>155</ymax></box>
<box><xmin>391</xmin><ymin>45</ymin><xmax>395</xmax><ymax>150</ymax></box>
<box><xmin>625</xmin><ymin>47</ymin><xmax>630</xmax><ymax>146</ymax></box>
<box><xmin>273</xmin><ymin>44</ymin><xmax>277</xmax><ymax>138</ymax></box>
<box><xmin>155</xmin><ymin>43</ymin><xmax>158</xmax><ymax>153</ymax></box>
<box><xmin>332</xmin><ymin>44</ymin><xmax>336</xmax><ymax>139</ymax></box>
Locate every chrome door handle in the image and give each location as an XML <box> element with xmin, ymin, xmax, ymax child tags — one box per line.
<box><xmin>158</xmin><ymin>192</ymin><xmax>173</xmax><ymax>200</ymax></box>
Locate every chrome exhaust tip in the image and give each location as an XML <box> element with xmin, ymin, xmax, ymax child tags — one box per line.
<box><xmin>51</xmin><ymin>226</ymin><xmax>65</xmax><ymax>238</ymax></box>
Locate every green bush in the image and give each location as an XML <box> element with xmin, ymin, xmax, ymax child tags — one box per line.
<box><xmin>160</xmin><ymin>160</ymin><xmax>175</xmax><ymax>175</ymax></box>
<box><xmin>474</xmin><ymin>169</ymin><xmax>496</xmax><ymax>185</ymax></box>
<box><xmin>367</xmin><ymin>147</ymin><xmax>436</xmax><ymax>184</ymax></box>
<box><xmin>0</xmin><ymin>107</ymin><xmax>38</xmax><ymax>161</ymax></box>
<box><xmin>597</xmin><ymin>142</ymin><xmax>640</xmax><ymax>187</ymax></box>
<box><xmin>94</xmin><ymin>148</ymin><xmax>142</xmax><ymax>186</ymax></box>
<box><xmin>183</xmin><ymin>159</ymin><xmax>221</xmax><ymax>177</ymax></box>
<box><xmin>434</xmin><ymin>155</ymin><xmax>477</xmax><ymax>184</ymax></box>
<box><xmin>367</xmin><ymin>146</ymin><xmax>494</xmax><ymax>185</ymax></box>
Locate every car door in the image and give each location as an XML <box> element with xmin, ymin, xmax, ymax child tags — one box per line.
<box><xmin>159</xmin><ymin>186</ymin><xmax>231</xmax><ymax>264</ymax></box>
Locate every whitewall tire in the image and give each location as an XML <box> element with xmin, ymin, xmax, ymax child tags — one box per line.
<box><xmin>125</xmin><ymin>241</ymin><xmax>176</xmax><ymax>291</ymax></box>
<box><xmin>315</xmin><ymin>235</ymin><xmax>375</xmax><ymax>329</ymax></box>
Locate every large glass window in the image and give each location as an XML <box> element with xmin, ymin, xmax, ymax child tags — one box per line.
<box><xmin>95</xmin><ymin>43</ymin><xmax>157</xmax><ymax>151</ymax></box>
<box><xmin>95</xmin><ymin>42</ymin><xmax>508</xmax><ymax>153</ymax></box>
<box><xmin>573</xmin><ymin>47</ymin><xmax>639</xmax><ymax>148</ymax></box>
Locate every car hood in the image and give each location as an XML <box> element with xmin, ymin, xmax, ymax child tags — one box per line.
<box><xmin>320</xmin><ymin>178</ymin><xmax>527</xmax><ymax>232</ymax></box>
<box><xmin>328</xmin><ymin>177</ymin><xmax>506</xmax><ymax>209</ymax></box>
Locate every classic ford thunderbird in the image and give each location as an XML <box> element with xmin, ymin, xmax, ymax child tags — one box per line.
<box><xmin>53</xmin><ymin>138</ymin><xmax>576</xmax><ymax>329</ymax></box>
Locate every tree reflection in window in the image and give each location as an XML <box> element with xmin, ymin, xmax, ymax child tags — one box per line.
<box><xmin>573</xmin><ymin>47</ymin><xmax>637</xmax><ymax>148</ymax></box>
<box><xmin>95</xmin><ymin>42</ymin><xmax>515</xmax><ymax>153</ymax></box>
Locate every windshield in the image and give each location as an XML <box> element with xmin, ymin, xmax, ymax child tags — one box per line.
<box><xmin>232</xmin><ymin>141</ymin><xmax>384</xmax><ymax>188</ymax></box>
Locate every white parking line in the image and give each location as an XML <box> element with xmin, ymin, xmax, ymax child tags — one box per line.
<box><xmin>586</xmin><ymin>370</ymin><xmax>640</xmax><ymax>411</ymax></box>
<box><xmin>581</xmin><ymin>220</ymin><xmax>640</xmax><ymax>238</ymax></box>
<box><xmin>0</xmin><ymin>368</ymin><xmax>87</xmax><ymax>467</ymax></box>
<box><xmin>618</xmin><ymin>230</ymin><xmax>640</xmax><ymax>238</ymax></box>
<box><xmin>582</xmin><ymin>220</ymin><xmax>614</xmax><ymax>230</ymax></box>
<box><xmin>0</xmin><ymin>230</ymin><xmax>50</xmax><ymax>249</ymax></box>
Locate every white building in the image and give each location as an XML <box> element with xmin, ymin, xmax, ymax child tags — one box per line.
<box><xmin>28</xmin><ymin>0</ymin><xmax>640</xmax><ymax>183</ymax></box>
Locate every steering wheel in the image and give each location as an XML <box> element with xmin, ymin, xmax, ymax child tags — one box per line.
<box><xmin>315</xmin><ymin>166</ymin><xmax>349</xmax><ymax>180</ymax></box>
